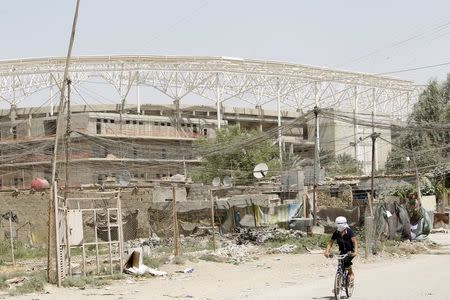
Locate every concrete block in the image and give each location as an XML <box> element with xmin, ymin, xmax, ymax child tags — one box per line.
<box><xmin>311</xmin><ymin>226</ymin><xmax>325</xmax><ymax>235</ymax></box>
<box><xmin>289</xmin><ymin>217</ymin><xmax>313</xmax><ymax>231</ymax></box>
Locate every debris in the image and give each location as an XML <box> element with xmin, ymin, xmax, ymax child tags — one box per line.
<box><xmin>5</xmin><ymin>276</ymin><xmax>27</xmax><ymax>288</ymax></box>
<box><xmin>124</xmin><ymin>265</ymin><xmax>167</xmax><ymax>276</ymax></box>
<box><xmin>231</xmin><ymin>227</ymin><xmax>304</xmax><ymax>246</ymax></box>
<box><xmin>176</xmin><ymin>268</ymin><xmax>194</xmax><ymax>274</ymax></box>
<box><xmin>124</xmin><ymin>249</ymin><xmax>167</xmax><ymax>276</ymax></box>
<box><xmin>268</xmin><ymin>244</ymin><xmax>297</xmax><ymax>254</ymax></box>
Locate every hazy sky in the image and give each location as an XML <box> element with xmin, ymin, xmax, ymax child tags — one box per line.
<box><xmin>1</xmin><ymin>0</ymin><xmax>450</xmax><ymax>84</ymax></box>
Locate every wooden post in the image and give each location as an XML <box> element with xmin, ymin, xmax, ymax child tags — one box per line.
<box><xmin>46</xmin><ymin>197</ymin><xmax>53</xmax><ymax>282</ymax></box>
<box><xmin>210</xmin><ymin>190</ymin><xmax>216</xmax><ymax>252</ymax></box>
<box><xmin>94</xmin><ymin>209</ymin><xmax>100</xmax><ymax>274</ymax></box>
<box><xmin>251</xmin><ymin>200</ymin><xmax>257</xmax><ymax>227</ymax></box>
<box><xmin>9</xmin><ymin>215</ymin><xmax>15</xmax><ymax>267</ymax></box>
<box><xmin>53</xmin><ymin>182</ymin><xmax>62</xmax><ymax>286</ymax></box>
<box><xmin>313</xmin><ymin>106</ymin><xmax>320</xmax><ymax>226</ymax></box>
<box><xmin>65</xmin><ymin>208</ymin><xmax>71</xmax><ymax>276</ymax></box>
<box><xmin>107</xmin><ymin>209</ymin><xmax>113</xmax><ymax>274</ymax></box>
<box><xmin>172</xmin><ymin>186</ymin><xmax>179</xmax><ymax>256</ymax></box>
<box><xmin>117</xmin><ymin>193</ymin><xmax>124</xmax><ymax>273</ymax></box>
<box><xmin>47</xmin><ymin>0</ymin><xmax>81</xmax><ymax>283</ymax></box>
<box><xmin>303</xmin><ymin>186</ymin><xmax>307</xmax><ymax>218</ymax></box>
<box><xmin>231</xmin><ymin>205</ymin><xmax>236</xmax><ymax>229</ymax></box>
<box><xmin>370</xmin><ymin>132</ymin><xmax>380</xmax><ymax>216</ymax></box>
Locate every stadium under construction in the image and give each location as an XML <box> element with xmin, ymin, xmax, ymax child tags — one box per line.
<box><xmin>0</xmin><ymin>55</ymin><xmax>422</xmax><ymax>188</ymax></box>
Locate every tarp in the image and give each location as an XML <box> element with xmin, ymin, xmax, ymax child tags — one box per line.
<box><xmin>148</xmin><ymin>198</ymin><xmax>301</xmax><ymax>234</ymax></box>
<box><xmin>374</xmin><ymin>200</ymin><xmax>431</xmax><ymax>241</ymax></box>
<box><xmin>229</xmin><ymin>203</ymin><xmax>301</xmax><ymax>227</ymax></box>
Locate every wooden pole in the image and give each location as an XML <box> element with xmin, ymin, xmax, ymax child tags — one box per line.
<box><xmin>64</xmin><ymin>79</ymin><xmax>72</xmax><ymax>202</ymax></box>
<box><xmin>47</xmin><ymin>0</ymin><xmax>81</xmax><ymax>283</ymax></box>
<box><xmin>107</xmin><ymin>209</ymin><xmax>113</xmax><ymax>275</ymax></box>
<box><xmin>65</xmin><ymin>208</ymin><xmax>71</xmax><ymax>276</ymax></box>
<box><xmin>313</xmin><ymin>106</ymin><xmax>320</xmax><ymax>226</ymax></box>
<box><xmin>303</xmin><ymin>186</ymin><xmax>307</xmax><ymax>218</ymax></box>
<box><xmin>117</xmin><ymin>192</ymin><xmax>124</xmax><ymax>273</ymax></box>
<box><xmin>9</xmin><ymin>215</ymin><xmax>15</xmax><ymax>267</ymax></box>
<box><xmin>210</xmin><ymin>190</ymin><xmax>216</xmax><ymax>252</ymax></box>
<box><xmin>172</xmin><ymin>186</ymin><xmax>179</xmax><ymax>256</ymax></box>
<box><xmin>251</xmin><ymin>200</ymin><xmax>257</xmax><ymax>227</ymax></box>
<box><xmin>409</xmin><ymin>141</ymin><xmax>422</xmax><ymax>205</ymax></box>
<box><xmin>53</xmin><ymin>182</ymin><xmax>62</xmax><ymax>286</ymax></box>
<box><xmin>94</xmin><ymin>209</ymin><xmax>100</xmax><ymax>274</ymax></box>
<box><xmin>369</xmin><ymin>132</ymin><xmax>380</xmax><ymax>216</ymax></box>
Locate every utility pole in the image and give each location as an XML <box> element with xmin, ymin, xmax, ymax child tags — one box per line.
<box><xmin>409</xmin><ymin>141</ymin><xmax>422</xmax><ymax>204</ymax></box>
<box><xmin>365</xmin><ymin>131</ymin><xmax>380</xmax><ymax>259</ymax></box>
<box><xmin>47</xmin><ymin>0</ymin><xmax>81</xmax><ymax>285</ymax></box>
<box><xmin>172</xmin><ymin>186</ymin><xmax>179</xmax><ymax>256</ymax></box>
<box><xmin>312</xmin><ymin>106</ymin><xmax>320</xmax><ymax>226</ymax></box>
<box><xmin>64</xmin><ymin>79</ymin><xmax>72</xmax><ymax>202</ymax></box>
<box><xmin>210</xmin><ymin>189</ymin><xmax>216</xmax><ymax>252</ymax></box>
<box><xmin>370</xmin><ymin>132</ymin><xmax>380</xmax><ymax>216</ymax></box>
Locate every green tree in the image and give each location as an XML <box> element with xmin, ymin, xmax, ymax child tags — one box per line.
<box><xmin>190</xmin><ymin>126</ymin><xmax>278</xmax><ymax>184</ymax></box>
<box><xmin>321</xmin><ymin>152</ymin><xmax>363</xmax><ymax>177</ymax></box>
<box><xmin>386</xmin><ymin>75</ymin><xmax>450</xmax><ymax>174</ymax></box>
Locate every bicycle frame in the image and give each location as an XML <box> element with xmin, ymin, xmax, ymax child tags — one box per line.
<box><xmin>334</xmin><ymin>254</ymin><xmax>349</xmax><ymax>299</ymax></box>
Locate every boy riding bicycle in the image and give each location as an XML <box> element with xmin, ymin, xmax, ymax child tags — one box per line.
<box><xmin>324</xmin><ymin>216</ymin><xmax>358</xmax><ymax>283</ymax></box>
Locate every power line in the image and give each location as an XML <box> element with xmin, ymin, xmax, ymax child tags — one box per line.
<box><xmin>336</xmin><ymin>20</ymin><xmax>450</xmax><ymax>68</ymax></box>
<box><xmin>376</xmin><ymin>61</ymin><xmax>450</xmax><ymax>76</ymax></box>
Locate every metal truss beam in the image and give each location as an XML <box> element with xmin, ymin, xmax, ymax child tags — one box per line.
<box><xmin>0</xmin><ymin>55</ymin><xmax>422</xmax><ymax>118</ymax></box>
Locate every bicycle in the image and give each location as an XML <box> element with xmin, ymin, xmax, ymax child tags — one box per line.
<box><xmin>332</xmin><ymin>253</ymin><xmax>354</xmax><ymax>299</ymax></box>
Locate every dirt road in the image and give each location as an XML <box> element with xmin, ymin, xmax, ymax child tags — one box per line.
<box><xmin>246</xmin><ymin>253</ymin><xmax>450</xmax><ymax>300</ymax></box>
<box><xmin>14</xmin><ymin>233</ymin><xmax>450</xmax><ymax>300</ymax></box>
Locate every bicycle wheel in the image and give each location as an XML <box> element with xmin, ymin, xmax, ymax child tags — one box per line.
<box><xmin>345</xmin><ymin>276</ymin><xmax>354</xmax><ymax>298</ymax></box>
<box><xmin>334</xmin><ymin>273</ymin><xmax>342</xmax><ymax>300</ymax></box>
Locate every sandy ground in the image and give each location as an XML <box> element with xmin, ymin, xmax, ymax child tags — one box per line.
<box><xmin>8</xmin><ymin>233</ymin><xmax>450</xmax><ymax>300</ymax></box>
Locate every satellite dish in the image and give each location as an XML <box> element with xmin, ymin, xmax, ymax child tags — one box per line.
<box><xmin>212</xmin><ymin>177</ymin><xmax>221</xmax><ymax>187</ymax></box>
<box><xmin>116</xmin><ymin>171</ymin><xmax>131</xmax><ymax>187</ymax></box>
<box><xmin>223</xmin><ymin>176</ymin><xmax>232</xmax><ymax>187</ymax></box>
<box><xmin>253</xmin><ymin>163</ymin><xmax>269</xmax><ymax>179</ymax></box>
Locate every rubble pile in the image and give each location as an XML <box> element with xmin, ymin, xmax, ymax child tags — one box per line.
<box><xmin>268</xmin><ymin>244</ymin><xmax>297</xmax><ymax>254</ymax></box>
<box><xmin>124</xmin><ymin>226</ymin><xmax>309</xmax><ymax>265</ymax></box>
<box><xmin>214</xmin><ymin>242</ymin><xmax>260</xmax><ymax>264</ymax></box>
<box><xmin>317</xmin><ymin>191</ymin><xmax>349</xmax><ymax>208</ymax></box>
<box><xmin>230</xmin><ymin>227</ymin><xmax>305</xmax><ymax>245</ymax></box>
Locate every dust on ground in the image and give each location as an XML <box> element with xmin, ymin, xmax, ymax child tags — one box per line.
<box><xmin>4</xmin><ymin>230</ymin><xmax>449</xmax><ymax>300</ymax></box>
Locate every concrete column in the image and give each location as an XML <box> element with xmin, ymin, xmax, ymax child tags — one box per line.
<box><xmin>353</xmin><ymin>86</ymin><xmax>359</xmax><ymax>161</ymax></box>
<box><xmin>216</xmin><ymin>73</ymin><xmax>222</xmax><ymax>130</ymax></box>
<box><xmin>136</xmin><ymin>76</ymin><xmax>141</xmax><ymax>114</ymax></box>
<box><xmin>27</xmin><ymin>114</ymin><xmax>32</xmax><ymax>137</ymax></box>
<box><xmin>277</xmin><ymin>80</ymin><xmax>282</xmax><ymax>165</ymax></box>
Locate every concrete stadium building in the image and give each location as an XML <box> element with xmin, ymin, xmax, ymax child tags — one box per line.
<box><xmin>0</xmin><ymin>56</ymin><xmax>421</xmax><ymax>188</ymax></box>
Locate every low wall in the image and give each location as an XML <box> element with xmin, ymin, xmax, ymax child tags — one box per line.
<box><xmin>0</xmin><ymin>186</ymin><xmax>155</xmax><ymax>244</ymax></box>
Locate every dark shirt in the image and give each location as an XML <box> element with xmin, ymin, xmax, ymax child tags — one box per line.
<box><xmin>331</xmin><ymin>228</ymin><xmax>355</xmax><ymax>254</ymax></box>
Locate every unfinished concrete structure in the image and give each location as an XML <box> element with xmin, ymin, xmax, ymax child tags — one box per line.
<box><xmin>0</xmin><ymin>103</ymin><xmax>311</xmax><ymax>187</ymax></box>
<box><xmin>0</xmin><ymin>55</ymin><xmax>422</xmax><ymax>187</ymax></box>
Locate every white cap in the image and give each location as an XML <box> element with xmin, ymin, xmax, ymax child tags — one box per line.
<box><xmin>335</xmin><ymin>216</ymin><xmax>348</xmax><ymax>232</ymax></box>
